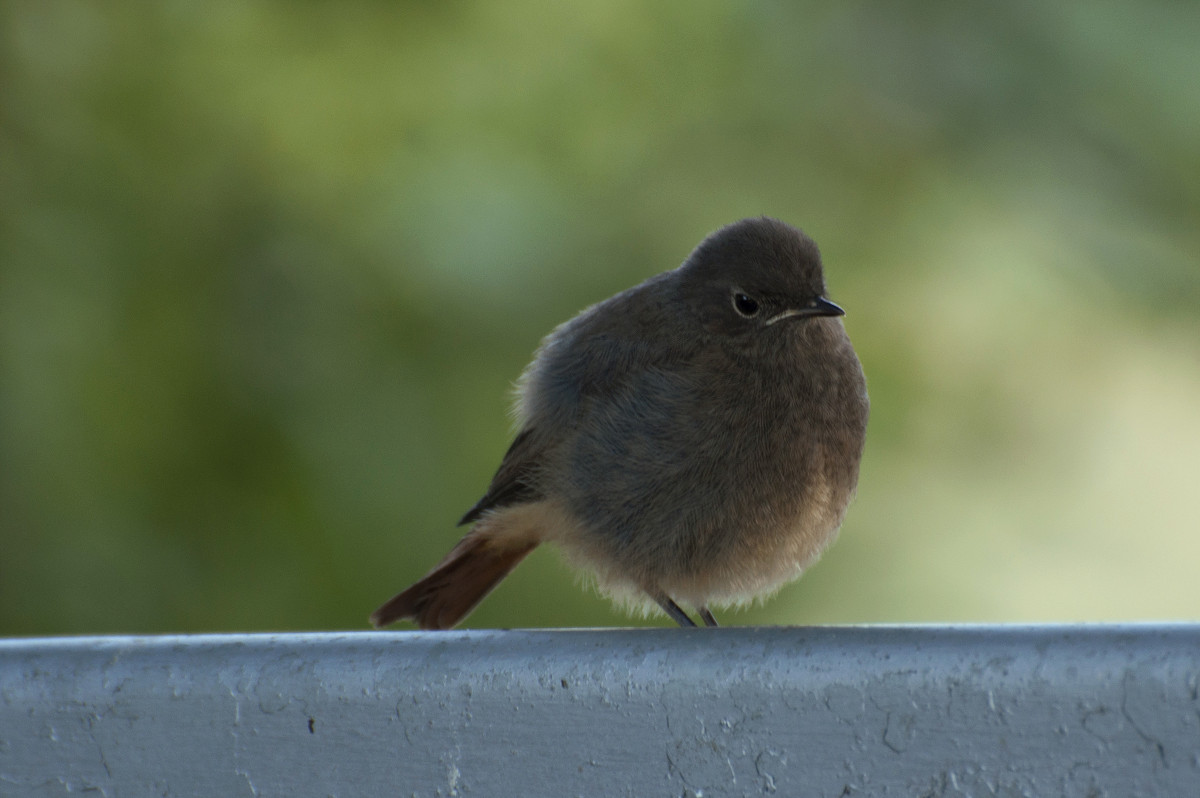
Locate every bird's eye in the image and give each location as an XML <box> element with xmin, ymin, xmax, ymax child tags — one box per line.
<box><xmin>732</xmin><ymin>292</ymin><xmax>760</xmax><ymax>318</ymax></box>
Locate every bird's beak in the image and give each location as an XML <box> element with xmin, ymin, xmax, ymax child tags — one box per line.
<box><xmin>765</xmin><ymin>297</ymin><xmax>845</xmax><ymax>325</ymax></box>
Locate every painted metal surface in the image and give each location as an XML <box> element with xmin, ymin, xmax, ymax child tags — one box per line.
<box><xmin>1</xmin><ymin>626</ymin><xmax>1198</xmax><ymax>796</ymax></box>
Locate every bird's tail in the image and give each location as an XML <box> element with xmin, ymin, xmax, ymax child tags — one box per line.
<box><xmin>370</xmin><ymin>529</ymin><xmax>538</xmax><ymax>630</ymax></box>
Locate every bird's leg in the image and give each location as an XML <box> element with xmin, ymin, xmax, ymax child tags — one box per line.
<box><xmin>652</xmin><ymin>593</ymin><xmax>697</xmax><ymax>627</ymax></box>
<box><xmin>697</xmin><ymin>607</ymin><xmax>719</xmax><ymax>627</ymax></box>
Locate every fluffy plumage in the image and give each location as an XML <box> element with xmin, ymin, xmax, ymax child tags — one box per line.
<box><xmin>371</xmin><ymin>217</ymin><xmax>868</xmax><ymax>629</ymax></box>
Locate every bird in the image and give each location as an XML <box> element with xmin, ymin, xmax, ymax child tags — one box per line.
<box><xmin>370</xmin><ymin>217</ymin><xmax>868</xmax><ymax>630</ymax></box>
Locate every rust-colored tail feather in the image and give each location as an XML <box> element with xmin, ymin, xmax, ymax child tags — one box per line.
<box><xmin>370</xmin><ymin>532</ymin><xmax>538</xmax><ymax>630</ymax></box>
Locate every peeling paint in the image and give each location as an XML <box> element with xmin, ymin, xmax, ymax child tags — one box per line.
<box><xmin>0</xmin><ymin>627</ymin><xmax>1197</xmax><ymax>796</ymax></box>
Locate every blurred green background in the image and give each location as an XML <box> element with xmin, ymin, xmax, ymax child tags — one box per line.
<box><xmin>2</xmin><ymin>2</ymin><xmax>1198</xmax><ymax>634</ymax></box>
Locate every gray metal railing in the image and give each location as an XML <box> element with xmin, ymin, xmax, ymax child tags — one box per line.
<box><xmin>2</xmin><ymin>625</ymin><xmax>1197</xmax><ymax>796</ymax></box>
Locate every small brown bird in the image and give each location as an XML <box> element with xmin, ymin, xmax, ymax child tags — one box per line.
<box><xmin>371</xmin><ymin>217</ymin><xmax>868</xmax><ymax>630</ymax></box>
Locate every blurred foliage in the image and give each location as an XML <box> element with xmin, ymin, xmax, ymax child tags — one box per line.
<box><xmin>1</xmin><ymin>1</ymin><xmax>1198</xmax><ymax>634</ymax></box>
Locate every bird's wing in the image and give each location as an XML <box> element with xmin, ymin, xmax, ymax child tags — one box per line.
<box><xmin>459</xmin><ymin>289</ymin><xmax>685</xmax><ymax>526</ymax></box>
<box><xmin>457</xmin><ymin>428</ymin><xmax>544</xmax><ymax>525</ymax></box>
